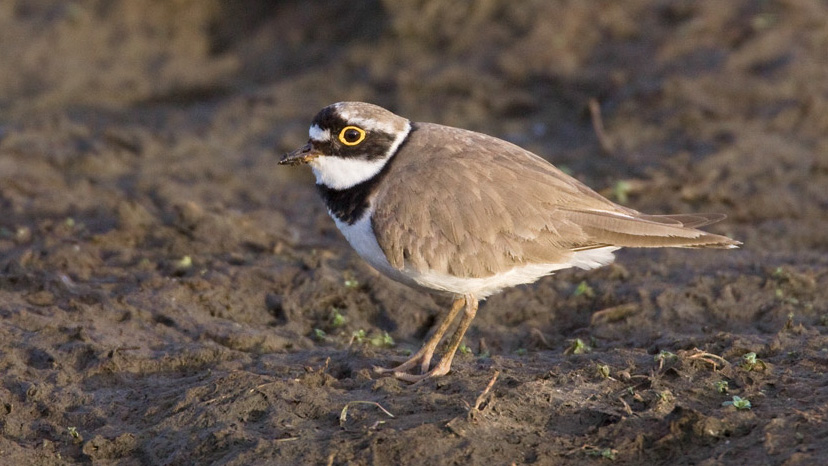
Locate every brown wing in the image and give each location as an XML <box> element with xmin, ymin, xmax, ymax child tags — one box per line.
<box><xmin>371</xmin><ymin>123</ymin><xmax>739</xmax><ymax>278</ymax></box>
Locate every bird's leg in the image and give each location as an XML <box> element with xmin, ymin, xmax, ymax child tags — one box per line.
<box><xmin>391</xmin><ymin>294</ymin><xmax>479</xmax><ymax>383</ymax></box>
<box><xmin>373</xmin><ymin>297</ymin><xmax>465</xmax><ymax>376</ymax></box>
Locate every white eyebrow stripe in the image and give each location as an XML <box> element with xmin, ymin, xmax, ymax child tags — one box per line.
<box><xmin>309</xmin><ymin>124</ymin><xmax>330</xmax><ymax>142</ymax></box>
<box><xmin>347</xmin><ymin>116</ymin><xmax>399</xmax><ymax>134</ymax></box>
<box><xmin>334</xmin><ymin>106</ymin><xmax>400</xmax><ymax>134</ymax></box>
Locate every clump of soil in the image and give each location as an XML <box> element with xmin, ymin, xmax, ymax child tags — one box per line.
<box><xmin>1</xmin><ymin>1</ymin><xmax>826</xmax><ymax>464</ymax></box>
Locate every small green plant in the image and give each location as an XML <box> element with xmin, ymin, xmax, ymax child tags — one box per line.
<box><xmin>596</xmin><ymin>364</ymin><xmax>610</xmax><ymax>379</ymax></box>
<box><xmin>350</xmin><ymin>329</ymin><xmax>394</xmax><ymax>347</ymax></box>
<box><xmin>584</xmin><ymin>446</ymin><xmax>617</xmax><ymax>460</ymax></box>
<box><xmin>67</xmin><ymin>426</ymin><xmax>82</xmax><ymax>444</ymax></box>
<box><xmin>175</xmin><ymin>255</ymin><xmax>193</xmax><ymax>270</ymax></box>
<box><xmin>653</xmin><ymin>350</ymin><xmax>678</xmax><ymax>371</ymax></box>
<box><xmin>573</xmin><ymin>281</ymin><xmax>595</xmax><ymax>298</ymax></box>
<box><xmin>344</xmin><ymin>278</ymin><xmax>359</xmax><ymax>289</ymax></box>
<box><xmin>657</xmin><ymin>390</ymin><xmax>674</xmax><ymax>403</ymax></box>
<box><xmin>612</xmin><ymin>180</ymin><xmax>632</xmax><ymax>204</ymax></box>
<box><xmin>565</xmin><ymin>338</ymin><xmax>591</xmax><ymax>355</ymax></box>
<box><xmin>330</xmin><ymin>308</ymin><xmax>346</xmax><ymax>328</ymax></box>
<box><xmin>741</xmin><ymin>352</ymin><xmax>766</xmax><ymax>371</ymax></box>
<box><xmin>722</xmin><ymin>395</ymin><xmax>751</xmax><ymax>410</ymax></box>
<box><xmin>714</xmin><ymin>380</ymin><xmax>729</xmax><ymax>394</ymax></box>
<box><xmin>515</xmin><ymin>347</ymin><xmax>528</xmax><ymax>356</ymax></box>
<box><xmin>370</xmin><ymin>331</ymin><xmax>395</xmax><ymax>348</ymax></box>
<box><xmin>313</xmin><ymin>328</ymin><xmax>327</xmax><ymax>340</ymax></box>
<box><xmin>654</xmin><ymin>350</ymin><xmax>677</xmax><ymax>363</ymax></box>
<box><xmin>459</xmin><ymin>343</ymin><xmax>472</xmax><ymax>355</ymax></box>
<box><xmin>351</xmin><ymin>329</ymin><xmax>367</xmax><ymax>344</ymax></box>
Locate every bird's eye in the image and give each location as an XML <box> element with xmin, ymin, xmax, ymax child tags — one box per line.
<box><xmin>338</xmin><ymin>126</ymin><xmax>366</xmax><ymax>146</ymax></box>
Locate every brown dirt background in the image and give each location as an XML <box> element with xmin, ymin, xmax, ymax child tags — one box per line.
<box><xmin>1</xmin><ymin>0</ymin><xmax>827</xmax><ymax>464</ymax></box>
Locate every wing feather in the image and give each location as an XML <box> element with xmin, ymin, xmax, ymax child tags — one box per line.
<box><xmin>371</xmin><ymin>123</ymin><xmax>739</xmax><ymax>278</ymax></box>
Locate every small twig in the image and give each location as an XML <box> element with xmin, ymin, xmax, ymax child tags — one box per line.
<box><xmin>339</xmin><ymin>401</ymin><xmax>395</xmax><ymax>427</ymax></box>
<box><xmin>685</xmin><ymin>349</ymin><xmax>729</xmax><ymax>371</ymax></box>
<box><xmin>274</xmin><ymin>436</ymin><xmax>299</xmax><ymax>443</ymax></box>
<box><xmin>113</xmin><ymin>346</ymin><xmax>140</xmax><ymax>353</ymax></box>
<box><xmin>618</xmin><ymin>396</ymin><xmax>633</xmax><ymax>416</ymax></box>
<box><xmin>530</xmin><ymin>328</ymin><xmax>552</xmax><ymax>349</ymax></box>
<box><xmin>467</xmin><ymin>370</ymin><xmax>501</xmax><ymax>422</ymax></box>
<box><xmin>589</xmin><ymin>98</ymin><xmax>615</xmax><ymax>155</ymax></box>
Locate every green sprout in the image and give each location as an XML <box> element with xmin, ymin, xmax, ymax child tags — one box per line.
<box><xmin>351</xmin><ymin>329</ymin><xmax>367</xmax><ymax>344</ymax></box>
<box><xmin>654</xmin><ymin>350</ymin><xmax>677</xmax><ymax>363</ymax></box>
<box><xmin>350</xmin><ymin>329</ymin><xmax>394</xmax><ymax>347</ymax></box>
<box><xmin>714</xmin><ymin>380</ymin><xmax>729</xmax><ymax>394</ymax></box>
<box><xmin>67</xmin><ymin>426</ymin><xmax>82</xmax><ymax>444</ymax></box>
<box><xmin>344</xmin><ymin>278</ymin><xmax>359</xmax><ymax>289</ymax></box>
<box><xmin>369</xmin><ymin>331</ymin><xmax>395</xmax><ymax>348</ymax></box>
<box><xmin>313</xmin><ymin>328</ymin><xmax>327</xmax><ymax>340</ymax></box>
<box><xmin>585</xmin><ymin>446</ymin><xmax>617</xmax><ymax>460</ymax></box>
<box><xmin>565</xmin><ymin>338</ymin><xmax>591</xmax><ymax>355</ymax></box>
<box><xmin>612</xmin><ymin>180</ymin><xmax>632</xmax><ymax>204</ymax></box>
<box><xmin>175</xmin><ymin>255</ymin><xmax>193</xmax><ymax>270</ymax></box>
<box><xmin>459</xmin><ymin>343</ymin><xmax>472</xmax><ymax>355</ymax></box>
<box><xmin>573</xmin><ymin>281</ymin><xmax>595</xmax><ymax>298</ymax></box>
<box><xmin>596</xmin><ymin>364</ymin><xmax>611</xmax><ymax>379</ymax></box>
<box><xmin>330</xmin><ymin>309</ymin><xmax>346</xmax><ymax>328</ymax></box>
<box><xmin>722</xmin><ymin>395</ymin><xmax>751</xmax><ymax>410</ymax></box>
<box><xmin>741</xmin><ymin>352</ymin><xmax>766</xmax><ymax>371</ymax></box>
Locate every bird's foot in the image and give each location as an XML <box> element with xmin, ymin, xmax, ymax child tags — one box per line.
<box><xmin>373</xmin><ymin>295</ymin><xmax>477</xmax><ymax>383</ymax></box>
<box><xmin>372</xmin><ymin>345</ymin><xmax>438</xmax><ymax>381</ymax></box>
<box><xmin>377</xmin><ymin>358</ymin><xmax>454</xmax><ymax>383</ymax></box>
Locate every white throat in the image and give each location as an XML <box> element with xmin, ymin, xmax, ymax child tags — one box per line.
<box><xmin>310</xmin><ymin>122</ymin><xmax>411</xmax><ymax>190</ymax></box>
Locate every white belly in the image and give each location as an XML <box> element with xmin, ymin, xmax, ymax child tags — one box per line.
<box><xmin>331</xmin><ymin>209</ymin><xmax>619</xmax><ymax>299</ymax></box>
<box><xmin>403</xmin><ymin>247</ymin><xmax>618</xmax><ymax>298</ymax></box>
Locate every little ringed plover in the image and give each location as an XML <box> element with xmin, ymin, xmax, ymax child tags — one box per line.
<box><xmin>280</xmin><ymin>102</ymin><xmax>740</xmax><ymax>382</ymax></box>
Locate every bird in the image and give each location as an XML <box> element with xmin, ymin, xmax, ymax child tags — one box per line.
<box><xmin>279</xmin><ymin>101</ymin><xmax>740</xmax><ymax>382</ymax></box>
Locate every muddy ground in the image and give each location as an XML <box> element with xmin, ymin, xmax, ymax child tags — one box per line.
<box><xmin>1</xmin><ymin>1</ymin><xmax>827</xmax><ymax>464</ymax></box>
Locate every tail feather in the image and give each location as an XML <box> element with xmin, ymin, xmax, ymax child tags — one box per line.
<box><xmin>561</xmin><ymin>209</ymin><xmax>741</xmax><ymax>249</ymax></box>
<box><xmin>637</xmin><ymin>213</ymin><xmax>726</xmax><ymax>229</ymax></box>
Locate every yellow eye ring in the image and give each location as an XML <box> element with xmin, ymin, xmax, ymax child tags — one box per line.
<box><xmin>338</xmin><ymin>126</ymin><xmax>366</xmax><ymax>146</ymax></box>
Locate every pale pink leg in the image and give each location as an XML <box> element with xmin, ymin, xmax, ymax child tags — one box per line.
<box><xmin>373</xmin><ymin>297</ymin><xmax>465</xmax><ymax>376</ymax></box>
<box><xmin>382</xmin><ymin>294</ymin><xmax>479</xmax><ymax>383</ymax></box>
